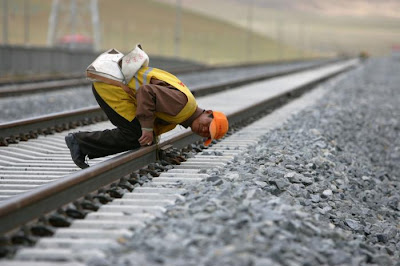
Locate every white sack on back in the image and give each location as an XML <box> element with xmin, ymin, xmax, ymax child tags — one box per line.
<box><xmin>86</xmin><ymin>48</ymin><xmax>124</xmax><ymax>83</ymax></box>
<box><xmin>119</xmin><ymin>44</ymin><xmax>149</xmax><ymax>84</ymax></box>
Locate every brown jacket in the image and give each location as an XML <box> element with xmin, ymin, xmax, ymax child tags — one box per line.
<box><xmin>136</xmin><ymin>78</ymin><xmax>203</xmax><ymax>130</ymax></box>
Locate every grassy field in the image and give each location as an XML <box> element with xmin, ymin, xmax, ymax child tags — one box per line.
<box><xmin>0</xmin><ymin>0</ymin><xmax>311</xmax><ymax>65</ymax></box>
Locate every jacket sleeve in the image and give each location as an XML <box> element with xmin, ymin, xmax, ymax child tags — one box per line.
<box><xmin>135</xmin><ymin>79</ymin><xmax>188</xmax><ymax>130</ymax></box>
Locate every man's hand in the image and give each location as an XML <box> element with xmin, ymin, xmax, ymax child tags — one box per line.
<box><xmin>139</xmin><ymin>130</ymin><xmax>154</xmax><ymax>146</ymax></box>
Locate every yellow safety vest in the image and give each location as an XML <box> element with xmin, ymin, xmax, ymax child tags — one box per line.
<box><xmin>93</xmin><ymin>67</ymin><xmax>197</xmax><ymax>136</ymax></box>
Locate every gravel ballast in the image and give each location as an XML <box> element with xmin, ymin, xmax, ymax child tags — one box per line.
<box><xmin>89</xmin><ymin>57</ymin><xmax>400</xmax><ymax>266</ymax></box>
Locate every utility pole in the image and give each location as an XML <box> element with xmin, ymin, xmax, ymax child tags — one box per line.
<box><xmin>276</xmin><ymin>15</ymin><xmax>283</xmax><ymax>61</ymax></box>
<box><xmin>2</xmin><ymin>0</ymin><xmax>8</xmax><ymax>44</ymax></box>
<box><xmin>174</xmin><ymin>0</ymin><xmax>182</xmax><ymax>58</ymax></box>
<box><xmin>47</xmin><ymin>0</ymin><xmax>101</xmax><ymax>50</ymax></box>
<box><xmin>47</xmin><ymin>0</ymin><xmax>59</xmax><ymax>46</ymax></box>
<box><xmin>69</xmin><ymin>0</ymin><xmax>77</xmax><ymax>35</ymax></box>
<box><xmin>69</xmin><ymin>0</ymin><xmax>77</xmax><ymax>49</ymax></box>
<box><xmin>298</xmin><ymin>21</ymin><xmax>305</xmax><ymax>59</ymax></box>
<box><xmin>246</xmin><ymin>0</ymin><xmax>253</xmax><ymax>61</ymax></box>
<box><xmin>24</xmin><ymin>0</ymin><xmax>30</xmax><ymax>45</ymax></box>
<box><xmin>90</xmin><ymin>0</ymin><xmax>100</xmax><ymax>51</ymax></box>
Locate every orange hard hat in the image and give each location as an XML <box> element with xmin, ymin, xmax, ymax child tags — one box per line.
<box><xmin>204</xmin><ymin>111</ymin><xmax>229</xmax><ymax>146</ymax></box>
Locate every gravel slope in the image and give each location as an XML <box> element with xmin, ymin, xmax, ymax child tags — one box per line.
<box><xmin>86</xmin><ymin>57</ymin><xmax>400</xmax><ymax>266</ymax></box>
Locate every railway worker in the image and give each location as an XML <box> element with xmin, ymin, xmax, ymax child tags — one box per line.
<box><xmin>65</xmin><ymin>45</ymin><xmax>229</xmax><ymax>169</ymax></box>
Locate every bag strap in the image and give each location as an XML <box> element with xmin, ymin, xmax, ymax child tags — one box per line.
<box><xmin>86</xmin><ymin>71</ymin><xmax>135</xmax><ymax>98</ymax></box>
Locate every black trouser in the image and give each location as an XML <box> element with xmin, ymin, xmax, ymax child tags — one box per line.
<box><xmin>74</xmin><ymin>86</ymin><xmax>142</xmax><ymax>159</ymax></box>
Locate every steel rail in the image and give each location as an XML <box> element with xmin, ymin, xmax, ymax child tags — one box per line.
<box><xmin>0</xmin><ymin>78</ymin><xmax>90</xmax><ymax>96</ymax></box>
<box><xmin>0</xmin><ymin>107</ymin><xmax>106</xmax><ymax>144</ymax></box>
<box><xmin>190</xmin><ymin>59</ymin><xmax>336</xmax><ymax>97</ymax></box>
<box><xmin>0</xmin><ymin>59</ymin><xmax>358</xmax><ymax>235</ymax></box>
<box><xmin>0</xmin><ymin>73</ymin><xmax>83</xmax><ymax>86</ymax></box>
<box><xmin>0</xmin><ymin>61</ymin><xmax>207</xmax><ymax>87</ymax></box>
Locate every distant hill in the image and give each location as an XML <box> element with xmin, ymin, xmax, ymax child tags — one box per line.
<box><xmin>158</xmin><ymin>0</ymin><xmax>400</xmax><ymax>18</ymax></box>
<box><xmin>155</xmin><ymin>0</ymin><xmax>400</xmax><ymax>56</ymax></box>
<box><xmin>247</xmin><ymin>0</ymin><xmax>400</xmax><ymax>18</ymax></box>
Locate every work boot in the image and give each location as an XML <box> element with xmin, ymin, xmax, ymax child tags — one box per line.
<box><xmin>65</xmin><ymin>133</ymin><xmax>89</xmax><ymax>169</ymax></box>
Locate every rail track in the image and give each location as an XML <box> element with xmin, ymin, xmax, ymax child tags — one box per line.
<box><xmin>0</xmin><ymin>64</ymin><xmax>206</xmax><ymax>97</ymax></box>
<box><xmin>0</xmin><ymin>59</ymin><xmax>359</xmax><ymax>264</ymax></box>
<box><xmin>0</xmin><ymin>58</ymin><xmax>339</xmax><ymax>141</ymax></box>
<box><xmin>0</xmin><ymin>56</ymin><xmax>207</xmax><ymax>87</ymax></box>
<box><xmin>0</xmin><ymin>58</ymin><xmax>336</xmax><ymax>98</ymax></box>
